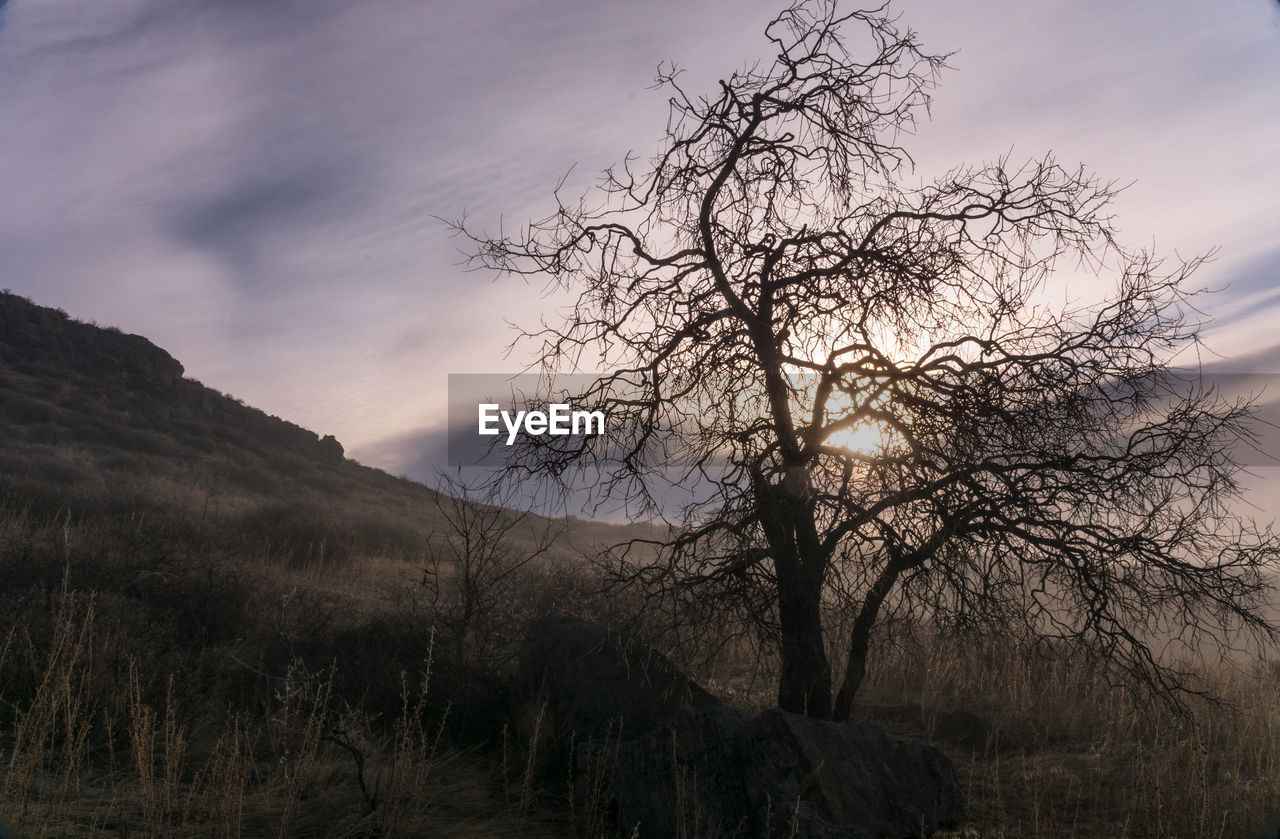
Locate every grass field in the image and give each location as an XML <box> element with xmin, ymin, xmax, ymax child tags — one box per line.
<box><xmin>2</xmin><ymin>462</ymin><xmax>1279</xmax><ymax>838</ymax></box>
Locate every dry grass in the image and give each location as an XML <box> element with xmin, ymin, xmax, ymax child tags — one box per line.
<box><xmin>0</xmin><ymin>586</ymin><xmax>552</xmax><ymax>838</ymax></box>
<box><xmin>1</xmin><ymin>467</ymin><xmax>1278</xmax><ymax>838</ymax></box>
<box><xmin>841</xmin><ymin>628</ymin><xmax>1280</xmax><ymax>839</ymax></box>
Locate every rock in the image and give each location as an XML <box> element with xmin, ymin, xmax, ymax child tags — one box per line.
<box><xmin>521</xmin><ymin>617</ymin><xmax>965</xmax><ymax>838</ymax></box>
<box><xmin>603</xmin><ymin>703</ymin><xmax>752</xmax><ymax>838</ymax></box>
<box><xmin>738</xmin><ymin>709</ymin><xmax>965</xmax><ymax>839</ymax></box>
<box><xmin>863</xmin><ymin>703</ymin><xmax>1008</xmax><ymax>755</ymax></box>
<box><xmin>319</xmin><ymin>433</ymin><xmax>345</xmax><ymax>462</ymax></box>
<box><xmin>517</xmin><ymin>615</ymin><xmax>720</xmax><ymax>740</ymax></box>
<box><xmin>603</xmin><ymin>706</ymin><xmax>964</xmax><ymax>839</ymax></box>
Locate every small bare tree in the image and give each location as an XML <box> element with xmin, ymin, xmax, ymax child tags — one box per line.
<box><xmin>422</xmin><ymin>470</ymin><xmax>560</xmax><ymax>664</ymax></box>
<box><xmin>454</xmin><ymin>1</ymin><xmax>1280</xmax><ymax>719</ymax></box>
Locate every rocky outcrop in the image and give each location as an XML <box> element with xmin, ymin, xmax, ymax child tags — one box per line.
<box><xmin>0</xmin><ymin>291</ymin><xmax>349</xmax><ymax>468</ymax></box>
<box><xmin>520</xmin><ymin>616</ymin><xmax>965</xmax><ymax>839</ymax></box>
<box><xmin>0</xmin><ymin>291</ymin><xmax>183</xmax><ymax>392</ymax></box>
<box><xmin>318</xmin><ymin>433</ymin><xmax>345</xmax><ymax>463</ymax></box>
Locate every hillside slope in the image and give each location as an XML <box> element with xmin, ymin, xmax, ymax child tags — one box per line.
<box><xmin>0</xmin><ymin>290</ymin><xmax>646</xmax><ymax>835</ymax></box>
<box><xmin>0</xmin><ymin>290</ymin><xmax>645</xmax><ymax>567</ymax></box>
<box><xmin>1</xmin><ymin>289</ymin><xmax>427</xmax><ymax>540</ymax></box>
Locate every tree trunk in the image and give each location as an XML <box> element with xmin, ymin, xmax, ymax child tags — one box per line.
<box><xmin>756</xmin><ymin>468</ymin><xmax>833</xmax><ymax>719</ymax></box>
<box><xmin>831</xmin><ymin>601</ymin><xmax>877</xmax><ymax>722</ymax></box>
<box><xmin>775</xmin><ymin>553</ymin><xmax>833</xmax><ymax>719</ymax></box>
<box><xmin>832</xmin><ymin>558</ymin><xmax>902</xmax><ymax>721</ymax></box>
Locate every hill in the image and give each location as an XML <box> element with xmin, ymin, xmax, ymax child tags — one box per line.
<box><xmin>0</xmin><ymin>290</ymin><xmax>657</xmax><ymax>835</ymax></box>
<box><xmin>0</xmin><ymin>289</ymin><xmax>639</xmax><ymax>565</ymax></box>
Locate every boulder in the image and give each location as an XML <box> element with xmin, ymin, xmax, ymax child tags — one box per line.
<box><xmin>520</xmin><ymin>617</ymin><xmax>965</xmax><ymax>838</ymax></box>
<box><xmin>318</xmin><ymin>433</ymin><xmax>345</xmax><ymax>462</ymax></box>
<box><xmin>932</xmin><ymin>708</ymin><xmax>994</xmax><ymax>752</ymax></box>
<box><xmin>517</xmin><ymin>615</ymin><xmax>720</xmax><ymax>740</ymax></box>
<box><xmin>599</xmin><ymin>703</ymin><xmax>752</xmax><ymax>838</ymax></box>
<box><xmin>860</xmin><ymin>703</ymin><xmax>1006</xmax><ymax>755</ymax></box>
<box><xmin>737</xmin><ymin>709</ymin><xmax>965</xmax><ymax>839</ymax></box>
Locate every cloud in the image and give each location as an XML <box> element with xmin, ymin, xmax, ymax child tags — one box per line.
<box><xmin>351</xmin><ymin>424</ymin><xmax>452</xmax><ymax>486</ymax></box>
<box><xmin>1203</xmin><ymin>249</ymin><xmax>1280</xmax><ymax>335</ymax></box>
<box><xmin>170</xmin><ymin>168</ymin><xmax>366</xmax><ymax>297</ymax></box>
<box><xmin>1</xmin><ymin>0</ymin><xmax>1279</xmax><ymax>516</ymax></box>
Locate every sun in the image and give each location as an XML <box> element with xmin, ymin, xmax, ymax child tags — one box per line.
<box><xmin>779</xmin><ymin>366</ymin><xmax>902</xmax><ymax>459</ymax></box>
<box><xmin>824</xmin><ymin>416</ymin><xmax>895</xmax><ymax>457</ymax></box>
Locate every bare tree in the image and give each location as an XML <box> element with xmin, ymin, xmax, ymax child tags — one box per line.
<box><xmin>422</xmin><ymin>470</ymin><xmax>560</xmax><ymax>664</ymax></box>
<box><xmin>454</xmin><ymin>1</ymin><xmax>1280</xmax><ymax>719</ymax></box>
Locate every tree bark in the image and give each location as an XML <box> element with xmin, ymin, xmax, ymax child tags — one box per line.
<box><xmin>833</xmin><ymin>554</ymin><xmax>911</xmax><ymax>721</ymax></box>
<box><xmin>831</xmin><ymin>587</ymin><xmax>886</xmax><ymax>722</ymax></box>
<box><xmin>776</xmin><ymin>559</ymin><xmax>833</xmax><ymax>718</ymax></box>
<box><xmin>758</xmin><ymin>472</ymin><xmax>834</xmax><ymax>719</ymax></box>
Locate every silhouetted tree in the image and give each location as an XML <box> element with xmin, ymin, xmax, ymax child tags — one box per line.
<box><xmin>455</xmin><ymin>1</ymin><xmax>1280</xmax><ymax>719</ymax></box>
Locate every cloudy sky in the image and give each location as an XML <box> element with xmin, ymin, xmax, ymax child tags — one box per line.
<box><xmin>2</xmin><ymin>0</ymin><xmax>1278</xmax><ymax>510</ymax></box>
